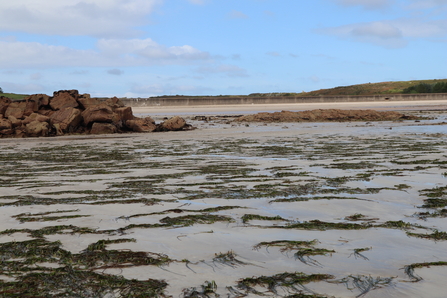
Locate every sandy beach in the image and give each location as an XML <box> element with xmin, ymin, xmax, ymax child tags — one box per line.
<box><xmin>1</xmin><ymin>100</ymin><xmax>447</xmax><ymax>297</ymax></box>
<box><xmin>132</xmin><ymin>99</ymin><xmax>447</xmax><ymax>117</ymax></box>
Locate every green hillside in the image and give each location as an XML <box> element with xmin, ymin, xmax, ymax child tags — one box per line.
<box><xmin>0</xmin><ymin>93</ymin><xmax>29</xmax><ymax>100</ymax></box>
<box><xmin>1</xmin><ymin>79</ymin><xmax>447</xmax><ymax>100</ymax></box>
<box><xmin>250</xmin><ymin>79</ymin><xmax>447</xmax><ymax>97</ymax></box>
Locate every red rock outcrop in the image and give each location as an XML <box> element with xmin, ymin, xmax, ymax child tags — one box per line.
<box><xmin>125</xmin><ymin>117</ymin><xmax>157</xmax><ymax>132</ymax></box>
<box><xmin>25</xmin><ymin>121</ymin><xmax>49</xmax><ymax>137</ymax></box>
<box><xmin>82</xmin><ymin>104</ymin><xmax>114</xmax><ymax>125</ymax></box>
<box><xmin>0</xmin><ymin>89</ymin><xmax>191</xmax><ymax>138</ymax></box>
<box><xmin>8</xmin><ymin>115</ymin><xmax>22</xmax><ymax>128</ymax></box>
<box><xmin>77</xmin><ymin>94</ymin><xmax>100</xmax><ymax>109</ymax></box>
<box><xmin>5</xmin><ymin>101</ymin><xmax>27</xmax><ymax>119</ymax></box>
<box><xmin>0</xmin><ymin>118</ymin><xmax>12</xmax><ymax>130</ymax></box>
<box><xmin>50</xmin><ymin>90</ymin><xmax>79</xmax><ymax>110</ymax></box>
<box><xmin>49</xmin><ymin>107</ymin><xmax>82</xmax><ymax>132</ymax></box>
<box><xmin>90</xmin><ymin>122</ymin><xmax>118</xmax><ymax>134</ymax></box>
<box><xmin>158</xmin><ymin>116</ymin><xmax>187</xmax><ymax>131</ymax></box>
<box><xmin>0</xmin><ymin>96</ymin><xmax>11</xmax><ymax>115</ymax></box>
<box><xmin>235</xmin><ymin>109</ymin><xmax>420</xmax><ymax>122</ymax></box>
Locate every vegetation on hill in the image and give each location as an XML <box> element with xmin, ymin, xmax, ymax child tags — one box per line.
<box><xmin>1</xmin><ymin>79</ymin><xmax>447</xmax><ymax>100</ymax></box>
<box><xmin>0</xmin><ymin>92</ymin><xmax>29</xmax><ymax>100</ymax></box>
<box><xmin>249</xmin><ymin>79</ymin><xmax>447</xmax><ymax>97</ymax></box>
<box><xmin>402</xmin><ymin>81</ymin><xmax>447</xmax><ymax>94</ymax></box>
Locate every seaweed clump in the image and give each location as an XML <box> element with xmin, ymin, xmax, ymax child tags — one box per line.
<box><xmin>403</xmin><ymin>261</ymin><xmax>447</xmax><ymax>282</ymax></box>
<box><xmin>0</xmin><ymin>238</ymin><xmax>170</xmax><ymax>297</ymax></box>
<box><xmin>236</xmin><ymin>272</ymin><xmax>334</xmax><ymax>296</ymax></box>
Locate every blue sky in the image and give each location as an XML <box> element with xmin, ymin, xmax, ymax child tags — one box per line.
<box><xmin>0</xmin><ymin>0</ymin><xmax>446</xmax><ymax>97</ymax></box>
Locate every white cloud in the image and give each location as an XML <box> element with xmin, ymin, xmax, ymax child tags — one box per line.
<box><xmin>332</xmin><ymin>0</ymin><xmax>392</xmax><ymax>10</ymax></box>
<box><xmin>228</xmin><ymin>10</ymin><xmax>249</xmax><ymax>19</ymax></box>
<box><xmin>97</xmin><ymin>38</ymin><xmax>211</xmax><ymax>61</ymax></box>
<box><xmin>0</xmin><ymin>38</ymin><xmax>211</xmax><ymax>68</ymax></box>
<box><xmin>309</xmin><ymin>75</ymin><xmax>321</xmax><ymax>83</ymax></box>
<box><xmin>196</xmin><ymin>64</ymin><xmax>249</xmax><ymax>77</ymax></box>
<box><xmin>316</xmin><ymin>18</ymin><xmax>447</xmax><ymax>48</ymax></box>
<box><xmin>128</xmin><ymin>83</ymin><xmax>213</xmax><ymax>96</ymax></box>
<box><xmin>0</xmin><ymin>0</ymin><xmax>162</xmax><ymax>38</ymax></box>
<box><xmin>129</xmin><ymin>83</ymin><xmax>165</xmax><ymax>95</ymax></box>
<box><xmin>266</xmin><ymin>51</ymin><xmax>281</xmax><ymax>57</ymax></box>
<box><xmin>318</xmin><ymin>22</ymin><xmax>406</xmax><ymax>48</ymax></box>
<box><xmin>407</xmin><ymin>0</ymin><xmax>447</xmax><ymax>9</ymax></box>
<box><xmin>70</xmin><ymin>70</ymin><xmax>89</xmax><ymax>75</ymax></box>
<box><xmin>0</xmin><ymin>81</ymin><xmax>45</xmax><ymax>93</ymax></box>
<box><xmin>107</xmin><ymin>69</ymin><xmax>124</xmax><ymax>75</ymax></box>
<box><xmin>30</xmin><ymin>73</ymin><xmax>43</xmax><ymax>80</ymax></box>
<box><xmin>264</xmin><ymin>10</ymin><xmax>276</xmax><ymax>17</ymax></box>
<box><xmin>187</xmin><ymin>0</ymin><xmax>207</xmax><ymax>4</ymax></box>
<box><xmin>352</xmin><ymin>22</ymin><xmax>402</xmax><ymax>38</ymax></box>
<box><xmin>0</xmin><ymin>41</ymin><xmax>100</xmax><ymax>68</ymax></box>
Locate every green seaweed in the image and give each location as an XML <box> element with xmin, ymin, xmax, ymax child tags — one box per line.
<box><xmin>0</xmin><ymin>269</ymin><xmax>168</xmax><ymax>297</ymax></box>
<box><xmin>281</xmin><ymin>220</ymin><xmax>371</xmax><ymax>231</ymax></box>
<box><xmin>420</xmin><ymin>198</ymin><xmax>447</xmax><ymax>209</ymax></box>
<box><xmin>403</xmin><ymin>261</ymin><xmax>447</xmax><ymax>282</ymax></box>
<box><xmin>212</xmin><ymin>251</ymin><xmax>251</xmax><ymax>268</ymax></box>
<box><xmin>253</xmin><ymin>240</ymin><xmax>318</xmax><ymax>251</ymax></box>
<box><xmin>407</xmin><ymin>229</ymin><xmax>447</xmax><ymax>241</ymax></box>
<box><xmin>350</xmin><ymin>248</ymin><xmax>372</xmax><ymax>261</ymax></box>
<box><xmin>294</xmin><ymin>248</ymin><xmax>335</xmax><ymax>267</ymax></box>
<box><xmin>331</xmin><ymin>275</ymin><xmax>394</xmax><ymax>297</ymax></box>
<box><xmin>241</xmin><ymin>214</ymin><xmax>286</xmax><ymax>224</ymax></box>
<box><xmin>236</xmin><ymin>272</ymin><xmax>333</xmax><ymax>296</ymax></box>
<box><xmin>182</xmin><ymin>280</ymin><xmax>219</xmax><ymax>298</ymax></box>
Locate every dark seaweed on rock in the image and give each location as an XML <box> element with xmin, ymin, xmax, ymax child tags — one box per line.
<box><xmin>235</xmin><ymin>109</ymin><xmax>421</xmax><ymax>123</ymax></box>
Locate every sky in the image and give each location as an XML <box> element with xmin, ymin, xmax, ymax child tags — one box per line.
<box><xmin>0</xmin><ymin>0</ymin><xmax>446</xmax><ymax>98</ymax></box>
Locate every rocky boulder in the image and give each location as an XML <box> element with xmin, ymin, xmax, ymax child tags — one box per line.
<box><xmin>0</xmin><ymin>89</ymin><xmax>192</xmax><ymax>138</ymax></box>
<box><xmin>25</xmin><ymin>121</ymin><xmax>49</xmax><ymax>137</ymax></box>
<box><xmin>158</xmin><ymin>116</ymin><xmax>187</xmax><ymax>131</ymax></box>
<box><xmin>0</xmin><ymin>96</ymin><xmax>11</xmax><ymax>115</ymax></box>
<box><xmin>8</xmin><ymin>115</ymin><xmax>22</xmax><ymax>128</ymax></box>
<box><xmin>90</xmin><ymin>122</ymin><xmax>118</xmax><ymax>134</ymax></box>
<box><xmin>113</xmin><ymin>106</ymin><xmax>134</xmax><ymax>127</ymax></box>
<box><xmin>25</xmin><ymin>94</ymin><xmax>50</xmax><ymax>107</ymax></box>
<box><xmin>104</xmin><ymin>97</ymin><xmax>125</xmax><ymax>109</ymax></box>
<box><xmin>50</xmin><ymin>90</ymin><xmax>79</xmax><ymax>110</ymax></box>
<box><xmin>82</xmin><ymin>104</ymin><xmax>114</xmax><ymax>126</ymax></box>
<box><xmin>38</xmin><ymin>108</ymin><xmax>54</xmax><ymax>117</ymax></box>
<box><xmin>22</xmin><ymin>113</ymin><xmax>50</xmax><ymax>125</ymax></box>
<box><xmin>49</xmin><ymin>107</ymin><xmax>82</xmax><ymax>132</ymax></box>
<box><xmin>235</xmin><ymin>109</ymin><xmax>421</xmax><ymax>122</ymax></box>
<box><xmin>77</xmin><ymin>94</ymin><xmax>100</xmax><ymax>109</ymax></box>
<box><xmin>0</xmin><ymin>118</ymin><xmax>12</xmax><ymax>130</ymax></box>
<box><xmin>23</xmin><ymin>99</ymin><xmax>41</xmax><ymax>117</ymax></box>
<box><xmin>5</xmin><ymin>101</ymin><xmax>27</xmax><ymax>119</ymax></box>
<box><xmin>126</xmin><ymin>117</ymin><xmax>157</xmax><ymax>132</ymax></box>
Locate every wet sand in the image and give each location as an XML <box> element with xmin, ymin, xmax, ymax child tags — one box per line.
<box><xmin>1</xmin><ymin>100</ymin><xmax>447</xmax><ymax>297</ymax></box>
<box><xmin>132</xmin><ymin>99</ymin><xmax>447</xmax><ymax>117</ymax></box>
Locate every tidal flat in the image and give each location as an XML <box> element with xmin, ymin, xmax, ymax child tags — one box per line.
<box><xmin>1</xmin><ymin>104</ymin><xmax>447</xmax><ymax>297</ymax></box>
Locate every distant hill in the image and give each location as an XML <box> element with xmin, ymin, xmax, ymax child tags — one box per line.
<box><xmin>2</xmin><ymin>79</ymin><xmax>447</xmax><ymax>100</ymax></box>
<box><xmin>249</xmin><ymin>79</ymin><xmax>447</xmax><ymax>97</ymax></box>
<box><xmin>0</xmin><ymin>92</ymin><xmax>29</xmax><ymax>100</ymax></box>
